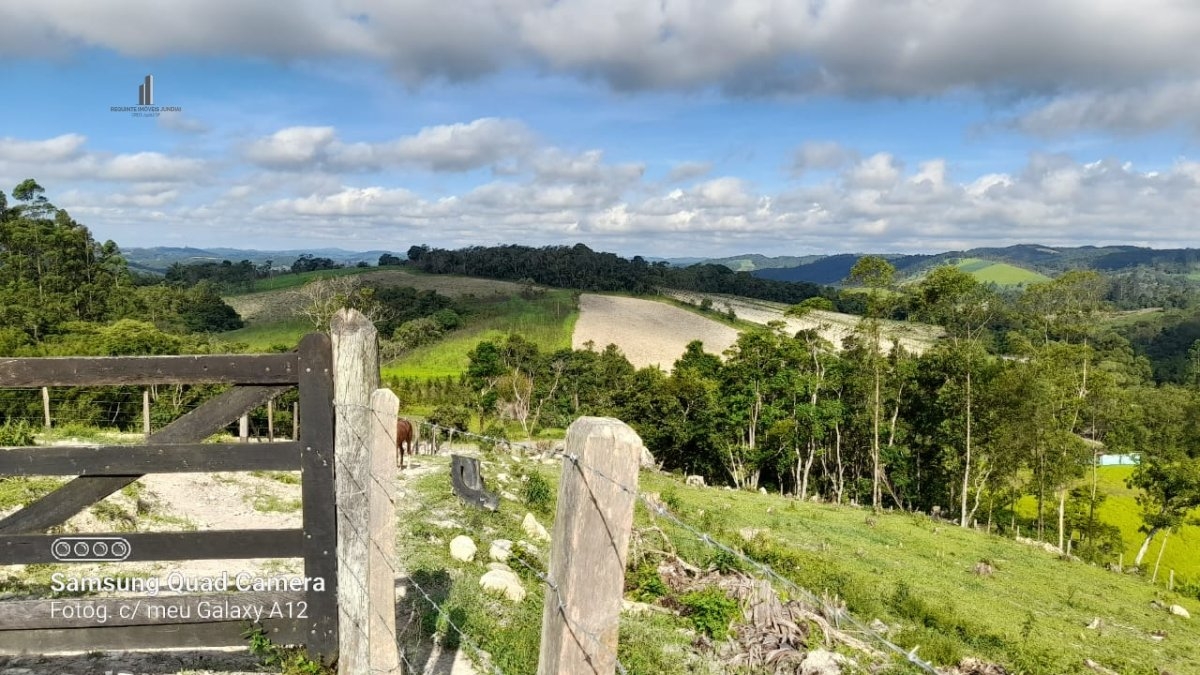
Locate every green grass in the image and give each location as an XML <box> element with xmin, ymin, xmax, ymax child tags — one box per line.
<box><xmin>399</xmin><ymin>456</ymin><xmax>710</xmax><ymax>675</ymax></box>
<box><xmin>1013</xmin><ymin>467</ymin><xmax>1200</xmax><ymax>581</ymax></box>
<box><xmin>639</xmin><ymin>472</ymin><xmax>1200</xmax><ymax>674</ymax></box>
<box><xmin>954</xmin><ymin>258</ymin><xmax>1050</xmax><ymax>286</ymax></box>
<box><xmin>382</xmin><ymin>290</ymin><xmax>578</xmax><ymax>380</ymax></box>
<box><xmin>400</xmin><ymin>453</ymin><xmax>1200</xmax><ymax>673</ymax></box>
<box><xmin>232</xmin><ymin>266</ymin><xmax>379</xmax><ymax>295</ymax></box>
<box><xmin>221</xmin><ymin>318</ymin><xmax>310</xmax><ymax>351</ymax></box>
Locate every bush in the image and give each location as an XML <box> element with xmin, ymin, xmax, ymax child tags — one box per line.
<box><xmin>0</xmin><ymin>420</ymin><xmax>35</xmax><ymax>446</ymax></box>
<box><xmin>680</xmin><ymin>587</ymin><xmax>739</xmax><ymax>638</ymax></box>
<box><xmin>427</xmin><ymin>405</ymin><xmax>470</xmax><ymax>432</ymax></box>
<box><xmin>627</xmin><ymin>561</ymin><xmax>669</xmax><ymax>602</ymax></box>
<box><xmin>523</xmin><ymin>470</ymin><xmax>553</xmax><ymax>515</ymax></box>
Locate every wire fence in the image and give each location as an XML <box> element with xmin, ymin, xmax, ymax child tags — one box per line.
<box><xmin>373</xmin><ymin>410</ymin><xmax>939</xmax><ymax>674</ymax></box>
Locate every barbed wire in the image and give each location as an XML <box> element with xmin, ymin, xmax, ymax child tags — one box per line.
<box><xmin>506</xmin><ymin>552</ymin><xmax>630</xmax><ymax>675</ymax></box>
<box><xmin>343</xmin><ymin>404</ymin><xmax>940</xmax><ymax>674</ymax></box>
<box><xmin>407</xmin><ymin>573</ymin><xmax>506</xmax><ymax>675</ymax></box>
<box><xmin>561</xmin><ymin>451</ymin><xmax>940</xmax><ymax>674</ymax></box>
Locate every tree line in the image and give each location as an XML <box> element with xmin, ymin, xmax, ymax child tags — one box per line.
<box><xmin>406</xmin><ymin>243</ymin><xmax>843</xmax><ymax>308</ymax></box>
<box><xmin>410</xmin><ymin>261</ymin><xmax>1198</xmax><ymax>570</ymax></box>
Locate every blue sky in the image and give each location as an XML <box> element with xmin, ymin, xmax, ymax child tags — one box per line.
<box><xmin>1</xmin><ymin>1</ymin><xmax>1199</xmax><ymax>258</ymax></box>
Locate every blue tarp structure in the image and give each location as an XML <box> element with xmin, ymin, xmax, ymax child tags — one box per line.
<box><xmin>1097</xmin><ymin>454</ymin><xmax>1140</xmax><ymax>466</ymax></box>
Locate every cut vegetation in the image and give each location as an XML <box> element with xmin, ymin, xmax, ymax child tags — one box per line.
<box><xmin>572</xmin><ymin>294</ymin><xmax>739</xmax><ymax>370</ymax></box>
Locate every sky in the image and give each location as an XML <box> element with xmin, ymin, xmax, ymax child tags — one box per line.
<box><xmin>1</xmin><ymin>1</ymin><xmax>1199</xmax><ymax>259</ymax></box>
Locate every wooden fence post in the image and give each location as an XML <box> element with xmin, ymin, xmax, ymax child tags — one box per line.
<box><xmin>268</xmin><ymin>398</ymin><xmax>275</xmax><ymax>442</ymax></box>
<box><xmin>293</xmin><ymin>402</ymin><xmax>299</xmax><ymax>440</ymax></box>
<box><xmin>239</xmin><ymin>414</ymin><xmax>249</xmax><ymax>443</ymax></box>
<box><xmin>41</xmin><ymin>387</ymin><xmax>51</xmax><ymax>428</ymax></box>
<box><xmin>537</xmin><ymin>417</ymin><xmax>642</xmax><ymax>675</ymax></box>
<box><xmin>143</xmin><ymin>389</ymin><xmax>151</xmax><ymax>438</ymax></box>
<box><xmin>331</xmin><ymin>309</ymin><xmax>399</xmax><ymax>675</ymax></box>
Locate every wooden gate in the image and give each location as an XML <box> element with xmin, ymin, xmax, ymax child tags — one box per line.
<box><xmin>0</xmin><ymin>334</ymin><xmax>338</xmax><ymax>658</ymax></box>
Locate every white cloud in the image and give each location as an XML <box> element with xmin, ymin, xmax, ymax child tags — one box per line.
<box><xmin>6</xmin><ymin>1</ymin><xmax>1200</xmax><ymax>118</ymax></box>
<box><xmin>1015</xmin><ymin>79</ymin><xmax>1200</xmax><ymax>136</ymax></box>
<box><xmin>793</xmin><ymin>141</ymin><xmax>857</xmax><ymax>174</ymax></box>
<box><xmin>243</xmin><ymin>118</ymin><xmax>535</xmax><ymax>172</ymax></box>
<box><xmin>0</xmin><ymin>135</ymin><xmax>206</xmax><ymax>186</ymax></box>
<box><xmin>0</xmin><ymin>134</ymin><xmax>87</xmax><ymax>163</ymax></box>
<box><xmin>666</xmin><ymin>161</ymin><xmax>713</xmax><ymax>182</ymax></box>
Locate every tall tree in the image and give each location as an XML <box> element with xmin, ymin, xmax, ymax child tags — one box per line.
<box><xmin>848</xmin><ymin>255</ymin><xmax>897</xmax><ymax>509</ymax></box>
<box><xmin>912</xmin><ymin>266</ymin><xmax>995</xmax><ymax>526</ymax></box>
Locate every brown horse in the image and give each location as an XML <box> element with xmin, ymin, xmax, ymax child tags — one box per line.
<box><xmin>395</xmin><ymin>419</ymin><xmax>414</xmax><ymax>469</ymax></box>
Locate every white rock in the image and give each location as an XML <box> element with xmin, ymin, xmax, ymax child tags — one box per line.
<box><xmin>486</xmin><ymin>562</ymin><xmax>514</xmax><ymax>573</ymax></box>
<box><xmin>496</xmin><ymin>473</ymin><xmax>511</xmax><ymax>484</ymax></box>
<box><xmin>685</xmin><ymin>475</ymin><xmax>705</xmax><ymax>487</ymax></box>
<box><xmin>639</xmin><ymin>444</ymin><xmax>656</xmax><ymax>469</ymax></box>
<box><xmin>800</xmin><ymin>649</ymin><xmax>847</xmax><ymax>675</ymax></box>
<box><xmin>480</xmin><ymin>569</ymin><xmax>526</xmax><ymax>603</ymax></box>
<box><xmin>490</xmin><ymin>539</ymin><xmax>514</xmax><ymax>561</ymax></box>
<box><xmin>523</xmin><ymin>513</ymin><xmax>550</xmax><ymax>542</ymax></box>
<box><xmin>501</xmin><ymin>491</ymin><xmax>519</xmax><ymax>502</ymax></box>
<box><xmin>1170</xmin><ymin>604</ymin><xmax>1191</xmax><ymax>619</ymax></box>
<box><xmin>449</xmin><ymin>535</ymin><xmax>477</xmax><ymax>562</ymax></box>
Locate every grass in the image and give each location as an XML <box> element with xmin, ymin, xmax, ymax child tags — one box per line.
<box><xmin>221</xmin><ymin>318</ymin><xmax>310</xmax><ymax>351</ymax></box>
<box><xmin>399</xmin><ymin>455</ymin><xmax>711</xmax><ymax>675</ymax></box>
<box><xmin>233</xmin><ymin>267</ymin><xmax>379</xmax><ymax>295</ymax></box>
<box><xmin>1012</xmin><ymin>467</ymin><xmax>1200</xmax><ymax>581</ymax></box>
<box><xmin>637</xmin><ymin>472</ymin><xmax>1200</xmax><ymax>674</ymax></box>
<box><xmin>382</xmin><ymin>290</ymin><xmax>578</xmax><ymax>380</ymax></box>
<box><xmin>399</xmin><ymin>451</ymin><xmax>1200</xmax><ymax>673</ymax></box>
<box><xmin>953</xmin><ymin>258</ymin><xmax>1050</xmax><ymax>286</ymax></box>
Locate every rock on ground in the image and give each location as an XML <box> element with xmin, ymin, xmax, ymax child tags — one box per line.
<box><xmin>1170</xmin><ymin>604</ymin><xmax>1191</xmax><ymax>618</ymax></box>
<box><xmin>489</xmin><ymin>539</ymin><xmax>513</xmax><ymax>561</ymax></box>
<box><xmin>450</xmin><ymin>535</ymin><xmax>477</xmax><ymax>562</ymax></box>
<box><xmin>800</xmin><ymin>649</ymin><xmax>847</xmax><ymax>675</ymax></box>
<box><xmin>480</xmin><ymin>569</ymin><xmax>526</xmax><ymax>603</ymax></box>
<box><xmin>522</xmin><ymin>513</ymin><xmax>550</xmax><ymax>542</ymax></box>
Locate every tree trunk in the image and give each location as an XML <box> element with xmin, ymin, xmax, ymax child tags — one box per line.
<box><xmin>872</xmin><ymin>362</ymin><xmax>882</xmax><ymax>510</ymax></box>
<box><xmin>960</xmin><ymin>370</ymin><xmax>972</xmax><ymax>528</ymax></box>
<box><xmin>1134</xmin><ymin>528</ymin><xmax>1158</xmax><ymax>567</ymax></box>
<box><xmin>1057</xmin><ymin>487</ymin><xmax>1067</xmax><ymax>552</ymax></box>
<box><xmin>1152</xmin><ymin>531</ymin><xmax>1170</xmax><ymax>583</ymax></box>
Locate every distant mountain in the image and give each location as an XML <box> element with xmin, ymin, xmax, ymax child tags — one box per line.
<box><xmin>123</xmin><ymin>247</ymin><xmax>398</xmax><ymax>273</ymax></box>
<box><xmin>722</xmin><ymin>245</ymin><xmax>1200</xmax><ymax>287</ymax></box>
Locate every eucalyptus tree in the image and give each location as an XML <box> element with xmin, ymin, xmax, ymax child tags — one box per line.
<box><xmin>911</xmin><ymin>266</ymin><xmax>995</xmax><ymax>526</ymax></box>
<box><xmin>847</xmin><ymin>255</ymin><xmax>897</xmax><ymax>509</ymax></box>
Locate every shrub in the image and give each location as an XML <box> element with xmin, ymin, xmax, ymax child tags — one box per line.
<box><xmin>523</xmin><ymin>470</ymin><xmax>553</xmax><ymax>515</ymax></box>
<box><xmin>627</xmin><ymin>561</ymin><xmax>669</xmax><ymax>602</ymax></box>
<box><xmin>680</xmin><ymin>587</ymin><xmax>739</xmax><ymax>638</ymax></box>
<box><xmin>0</xmin><ymin>420</ymin><xmax>35</xmax><ymax>446</ymax></box>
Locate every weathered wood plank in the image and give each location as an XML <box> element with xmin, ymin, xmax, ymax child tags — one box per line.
<box><xmin>0</xmin><ymin>529</ymin><xmax>303</xmax><ymax>564</ymax></box>
<box><xmin>537</xmin><ymin>417</ymin><xmax>642</xmax><ymax>675</ymax></box>
<box><xmin>0</xmin><ymin>618</ymin><xmax>305</xmax><ymax>654</ymax></box>
<box><xmin>0</xmin><ymin>442</ymin><xmax>301</xmax><ymax>475</ymax></box>
<box><xmin>332</xmin><ymin>309</ymin><xmax>392</xmax><ymax>675</ymax></box>
<box><xmin>298</xmin><ymin>332</ymin><xmax>339</xmax><ymax>660</ymax></box>
<box><xmin>0</xmin><ymin>591</ymin><xmax>307</xmax><ymax>630</ymax></box>
<box><xmin>0</xmin><ymin>384</ymin><xmax>291</xmax><ymax>534</ymax></box>
<box><xmin>0</xmin><ymin>353</ymin><xmax>300</xmax><ymax>387</ymax></box>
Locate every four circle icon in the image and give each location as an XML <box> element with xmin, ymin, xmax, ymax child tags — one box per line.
<box><xmin>50</xmin><ymin>537</ymin><xmax>132</xmax><ymax>562</ymax></box>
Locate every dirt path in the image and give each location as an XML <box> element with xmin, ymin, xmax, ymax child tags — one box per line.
<box><xmin>660</xmin><ymin>289</ymin><xmax>941</xmax><ymax>354</ymax></box>
<box><xmin>572</xmin><ymin>294</ymin><xmax>740</xmax><ymax>370</ymax></box>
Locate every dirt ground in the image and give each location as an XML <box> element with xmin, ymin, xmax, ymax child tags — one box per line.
<box><xmin>225</xmin><ymin>270</ymin><xmax>523</xmax><ymax>324</ymax></box>
<box><xmin>0</xmin><ymin>447</ymin><xmax>476</xmax><ymax>675</ymax></box>
<box><xmin>571</xmin><ymin>294</ymin><xmax>740</xmax><ymax>371</ymax></box>
<box><xmin>660</xmin><ymin>289</ymin><xmax>941</xmax><ymax>354</ymax></box>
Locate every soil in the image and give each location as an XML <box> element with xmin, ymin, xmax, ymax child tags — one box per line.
<box><xmin>571</xmin><ymin>294</ymin><xmax>740</xmax><ymax>370</ymax></box>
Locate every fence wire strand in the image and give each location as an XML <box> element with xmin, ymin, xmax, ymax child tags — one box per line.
<box><xmin>352</xmin><ymin>406</ymin><xmax>939</xmax><ymax>674</ymax></box>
